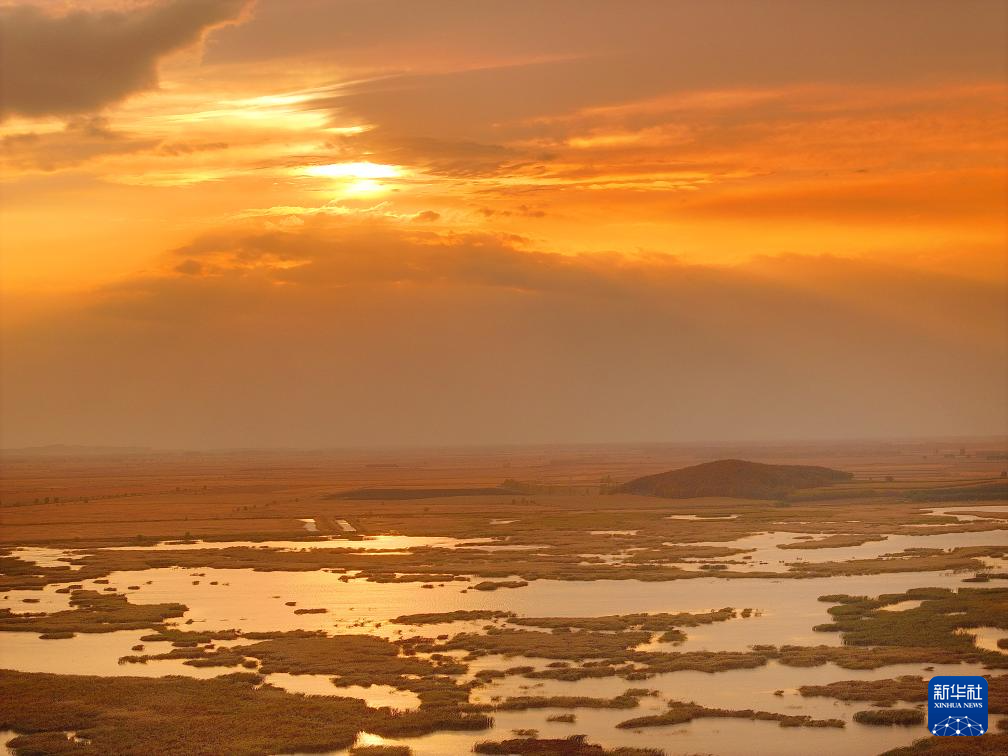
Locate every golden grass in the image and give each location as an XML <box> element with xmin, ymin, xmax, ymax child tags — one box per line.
<box><xmin>391</xmin><ymin>610</ymin><xmax>514</xmax><ymax>625</ymax></box>
<box><xmin>0</xmin><ymin>589</ymin><xmax>185</xmax><ymax>635</ymax></box>
<box><xmin>472</xmin><ymin>580</ymin><xmax>530</xmax><ymax>591</ymax></box>
<box><xmin>473</xmin><ymin>734</ymin><xmax>663</xmax><ymax>755</ymax></box>
<box><xmin>880</xmin><ymin>733</ymin><xmax>1008</xmax><ymax>755</ymax></box>
<box><xmin>491</xmin><ymin>690</ymin><xmax>655</xmax><ymax>711</ymax></box>
<box><xmin>0</xmin><ymin>669</ymin><xmax>490</xmax><ymax>755</ymax></box>
<box><xmin>814</xmin><ymin>587</ymin><xmax>1008</xmax><ymax>657</ymax></box>
<box><xmin>429</xmin><ymin>628</ymin><xmax>651</xmax><ymax>660</ymax></box>
<box><xmin>778</xmin><ymin>534</ymin><xmax>888</xmax><ymax>550</ymax></box>
<box><xmin>616</xmin><ymin>700</ymin><xmax>844</xmax><ymax>729</ymax></box>
<box><xmin>800</xmin><ymin>675</ymin><xmax>1006</xmax><ymax>715</ymax></box>
<box><xmin>507</xmin><ymin>608</ymin><xmax>736</xmax><ymax>632</ymax></box>
<box><xmin>852</xmin><ymin>709</ymin><xmax>924</xmax><ymax>726</ymax></box>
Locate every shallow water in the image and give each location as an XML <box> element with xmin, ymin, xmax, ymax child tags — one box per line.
<box><xmin>10</xmin><ymin>547</ymin><xmax>82</xmax><ymax>569</ymax></box>
<box><xmin>1</xmin><ymin>588</ymin><xmax>72</xmax><ymax>614</ymax></box>
<box><xmin>682</xmin><ymin>528</ymin><xmax>1007</xmax><ymax>572</ymax></box>
<box><xmin>4</xmin><ymin>524</ymin><xmax>1007</xmax><ymax>756</ymax></box>
<box><xmin>961</xmin><ymin>626</ymin><xmax>1008</xmax><ymax>655</ymax></box>
<box><xmin>327</xmin><ymin>711</ymin><xmax>1006</xmax><ymax>756</ymax></box>
<box><xmin>106</xmin><ymin>534</ymin><xmax>497</xmax><ymax>552</ymax></box>
<box><xmin>2</xmin><ymin>567</ymin><xmax>986</xmax><ymax>656</ymax></box>
<box><xmin>877</xmin><ymin>600</ymin><xmax>924</xmax><ymax>612</ymax></box>
<box><xmin>0</xmin><ymin>629</ymin><xmax>227</xmax><ymax>678</ymax></box>
<box><xmin>926</xmin><ymin>505</ymin><xmax>1008</xmax><ymax>522</ymax></box>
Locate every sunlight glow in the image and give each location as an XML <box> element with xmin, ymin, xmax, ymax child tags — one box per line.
<box><xmin>302</xmin><ymin>162</ymin><xmax>401</xmax><ymax>179</ymax></box>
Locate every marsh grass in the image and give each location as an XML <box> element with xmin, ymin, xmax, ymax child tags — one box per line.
<box><xmin>392</xmin><ymin>610</ymin><xmax>515</xmax><ymax>624</ymax></box>
<box><xmin>880</xmin><ymin>733</ymin><xmax>1008</xmax><ymax>755</ymax></box>
<box><xmin>800</xmin><ymin>674</ymin><xmax>1005</xmax><ymax>714</ymax></box>
<box><xmin>430</xmin><ymin>629</ymin><xmax>651</xmax><ymax>660</ymax></box>
<box><xmin>473</xmin><ymin>580</ymin><xmax>529</xmax><ymax>591</ymax></box>
<box><xmin>0</xmin><ymin>669</ymin><xmax>490</xmax><ymax>755</ymax></box>
<box><xmin>492</xmin><ymin>690</ymin><xmax>654</xmax><ymax>711</ymax></box>
<box><xmin>473</xmin><ymin>734</ymin><xmax>662</xmax><ymax>755</ymax></box>
<box><xmin>0</xmin><ymin>590</ymin><xmax>186</xmax><ymax>635</ymax></box>
<box><xmin>852</xmin><ymin>709</ymin><xmax>924</xmax><ymax>726</ymax></box>
<box><xmin>778</xmin><ymin>534</ymin><xmax>888</xmax><ymax>550</ymax></box>
<box><xmin>814</xmin><ymin>587</ymin><xmax>1008</xmax><ymax>660</ymax></box>
<box><xmin>616</xmin><ymin>700</ymin><xmax>844</xmax><ymax>729</ymax></box>
<box><xmin>506</xmin><ymin>608</ymin><xmax>736</xmax><ymax>632</ymax></box>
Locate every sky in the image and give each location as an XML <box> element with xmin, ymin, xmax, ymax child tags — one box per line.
<box><xmin>0</xmin><ymin>0</ymin><xmax>1006</xmax><ymax>448</ymax></box>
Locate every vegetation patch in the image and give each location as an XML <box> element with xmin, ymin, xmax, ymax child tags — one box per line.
<box><xmin>391</xmin><ymin>610</ymin><xmax>514</xmax><ymax>625</ymax></box>
<box><xmin>474</xmin><ymin>734</ymin><xmax>662</xmax><ymax>755</ymax></box>
<box><xmin>778</xmin><ymin>534</ymin><xmax>888</xmax><ymax>550</ymax></box>
<box><xmin>0</xmin><ymin>669</ymin><xmax>490</xmax><ymax>756</ymax></box>
<box><xmin>800</xmin><ymin>675</ymin><xmax>1006</xmax><ymax>714</ymax></box>
<box><xmin>814</xmin><ymin>587</ymin><xmax>1008</xmax><ymax>655</ymax></box>
<box><xmin>616</xmin><ymin>700</ymin><xmax>844</xmax><ymax>729</ymax></box>
<box><xmin>0</xmin><ymin>590</ymin><xmax>186</xmax><ymax>635</ymax></box>
<box><xmin>492</xmin><ymin>690</ymin><xmax>655</xmax><ymax>711</ymax></box>
<box><xmin>852</xmin><ymin>708</ymin><xmax>924</xmax><ymax>726</ymax></box>
<box><xmin>880</xmin><ymin>733</ymin><xmax>1008</xmax><ymax>755</ymax></box>
<box><xmin>473</xmin><ymin>580</ymin><xmax>529</xmax><ymax>591</ymax></box>
<box><xmin>429</xmin><ymin>628</ymin><xmax>651</xmax><ymax>660</ymax></box>
<box><xmin>507</xmin><ymin>608</ymin><xmax>736</xmax><ymax>632</ymax></box>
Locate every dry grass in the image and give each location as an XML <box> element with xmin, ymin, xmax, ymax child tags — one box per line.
<box><xmin>616</xmin><ymin>700</ymin><xmax>844</xmax><ymax>729</ymax></box>
<box><xmin>474</xmin><ymin>734</ymin><xmax>663</xmax><ymax>755</ymax></box>
<box><xmin>852</xmin><ymin>709</ymin><xmax>924</xmax><ymax>726</ymax></box>
<box><xmin>0</xmin><ymin>669</ymin><xmax>490</xmax><ymax>755</ymax></box>
<box><xmin>814</xmin><ymin>587</ymin><xmax>1008</xmax><ymax>659</ymax></box>
<box><xmin>473</xmin><ymin>580</ymin><xmax>530</xmax><ymax>591</ymax></box>
<box><xmin>800</xmin><ymin>675</ymin><xmax>1006</xmax><ymax>715</ymax></box>
<box><xmin>0</xmin><ymin>589</ymin><xmax>185</xmax><ymax>635</ymax></box>
<box><xmin>428</xmin><ymin>628</ymin><xmax>651</xmax><ymax>660</ymax></box>
<box><xmin>880</xmin><ymin>733</ymin><xmax>1008</xmax><ymax>755</ymax></box>
<box><xmin>391</xmin><ymin>610</ymin><xmax>514</xmax><ymax>625</ymax></box>
<box><xmin>778</xmin><ymin>534</ymin><xmax>888</xmax><ymax>549</ymax></box>
<box><xmin>492</xmin><ymin>690</ymin><xmax>655</xmax><ymax>712</ymax></box>
<box><xmin>507</xmin><ymin>608</ymin><xmax>736</xmax><ymax>632</ymax></box>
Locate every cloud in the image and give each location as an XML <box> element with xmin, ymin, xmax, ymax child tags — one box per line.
<box><xmin>2</xmin><ymin>217</ymin><xmax>1004</xmax><ymax>448</ymax></box>
<box><xmin>0</xmin><ymin>116</ymin><xmax>156</xmax><ymax>171</ymax></box>
<box><xmin>0</xmin><ymin>0</ymin><xmax>249</xmax><ymax>120</ymax></box>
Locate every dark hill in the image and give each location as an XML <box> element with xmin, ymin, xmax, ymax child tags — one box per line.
<box><xmin>621</xmin><ymin>459</ymin><xmax>853</xmax><ymax>499</ymax></box>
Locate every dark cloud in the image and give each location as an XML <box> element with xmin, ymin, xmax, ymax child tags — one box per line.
<box><xmin>0</xmin><ymin>0</ymin><xmax>249</xmax><ymax>120</ymax></box>
<box><xmin>173</xmin><ymin>259</ymin><xmax>205</xmax><ymax>276</ymax></box>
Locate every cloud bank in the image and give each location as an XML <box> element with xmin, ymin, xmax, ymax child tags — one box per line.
<box><xmin>2</xmin><ymin>218</ymin><xmax>1004</xmax><ymax>448</ymax></box>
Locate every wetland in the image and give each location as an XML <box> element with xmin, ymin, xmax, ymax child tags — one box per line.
<box><xmin>1</xmin><ymin>442</ymin><xmax>1005</xmax><ymax>755</ymax></box>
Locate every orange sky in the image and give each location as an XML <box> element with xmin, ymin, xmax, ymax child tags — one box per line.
<box><xmin>1</xmin><ymin>0</ymin><xmax>1006</xmax><ymax>448</ymax></box>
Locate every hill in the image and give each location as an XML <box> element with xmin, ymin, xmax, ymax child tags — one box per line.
<box><xmin>621</xmin><ymin>459</ymin><xmax>853</xmax><ymax>499</ymax></box>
